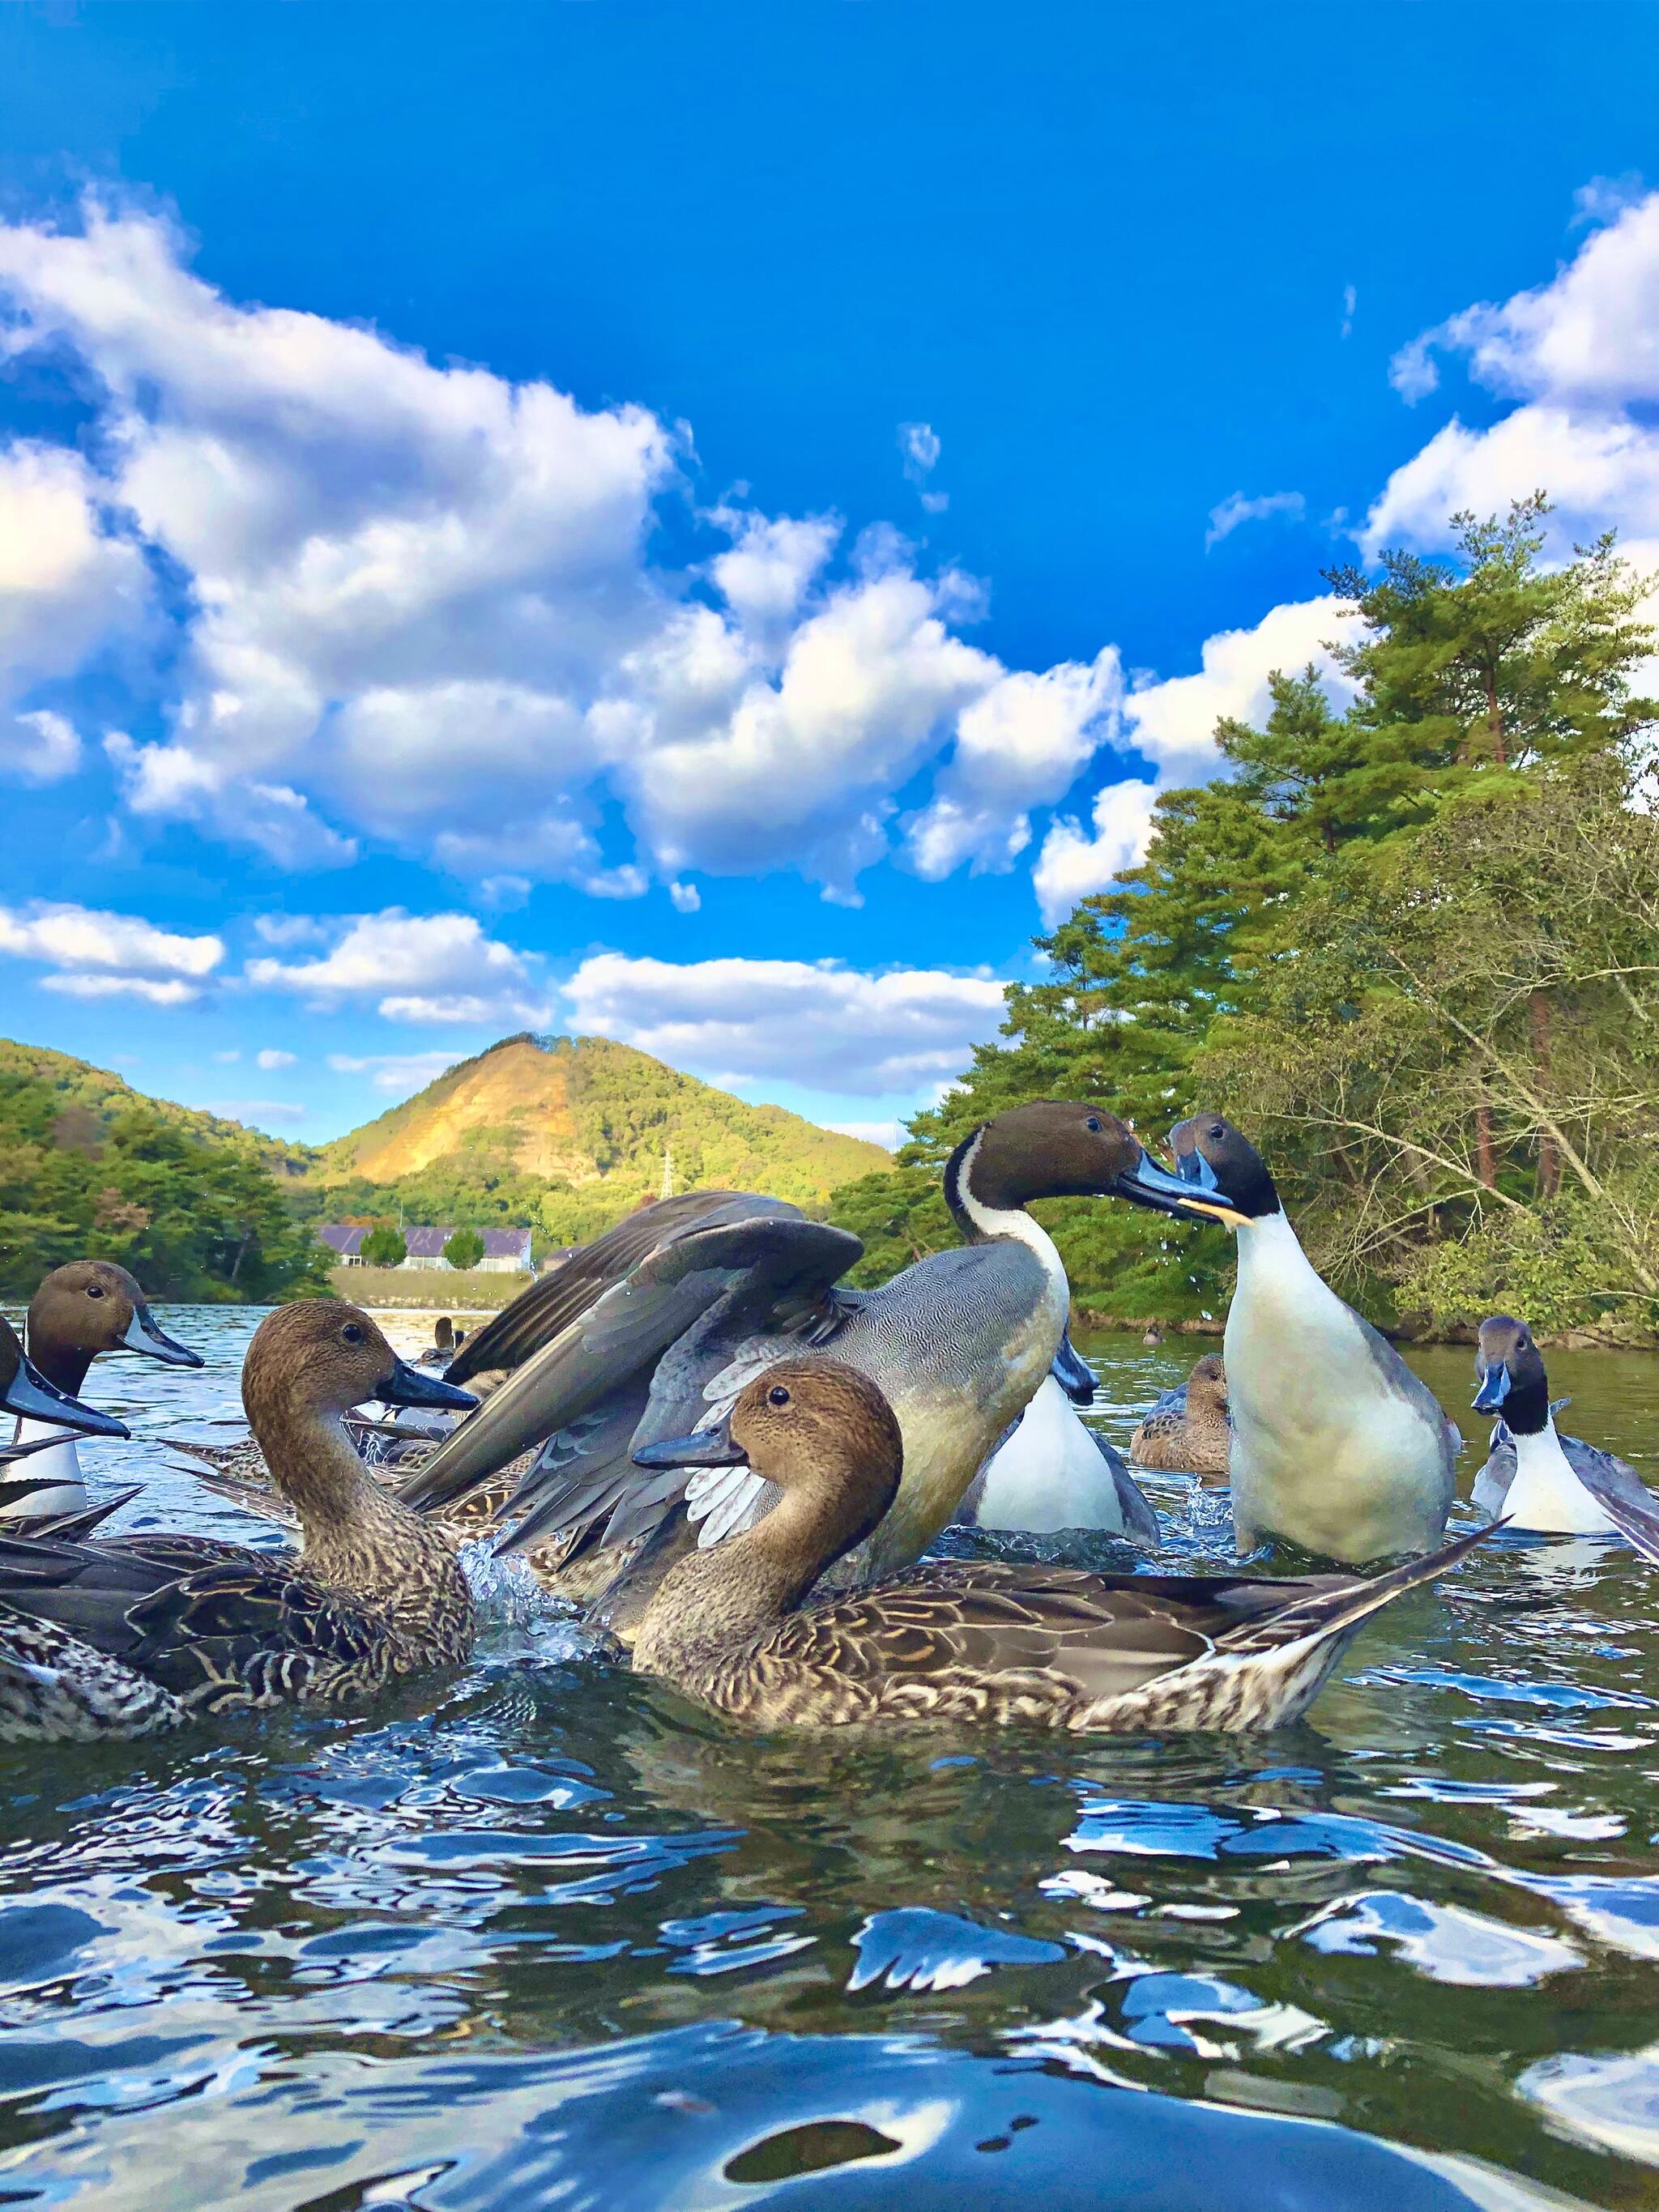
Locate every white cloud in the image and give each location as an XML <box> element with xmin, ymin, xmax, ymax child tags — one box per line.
<box><xmin>0</xmin><ymin>199</ymin><xmax>1119</xmax><ymax>905</ymax></box>
<box><xmin>559</xmin><ymin>953</ymin><xmax>1007</xmax><ymax>1096</ymax></box>
<box><xmin>0</xmin><ymin>440</ymin><xmax>148</xmax><ymax>783</ymax></box>
<box><xmin>668</xmin><ymin>880</ymin><xmax>701</xmax><ymax>914</ymax></box>
<box><xmin>247</xmin><ymin>909</ymin><xmax>548</xmax><ymax>1027</ymax></box>
<box><xmin>327</xmin><ymin>1049</ymin><xmax>467</xmax><ymax>1096</ymax></box>
<box><xmin>898</xmin><ymin>422</ymin><xmax>947</xmax><ymax>514</ymax></box>
<box><xmin>906</xmin><ymin>650</ymin><xmax>1124</xmax><ymax>878</ymax></box>
<box><xmin>829</xmin><ymin>1119</ymin><xmax>906</xmax><ymax>1151</ymax></box>
<box><xmin>1121</xmin><ymin>595</ymin><xmax>1353</xmax><ymax>780</ymax></box>
<box><xmin>1205</xmin><ymin>489</ymin><xmax>1306</xmax><ymax>549</ymax></box>
<box><xmin>253</xmin><ymin>912</ymin><xmax>330</xmax><ymax>948</ymax></box>
<box><xmin>255</xmin><ymin>1047</ymin><xmax>296</xmax><ymax>1069</ymax></box>
<box><xmin>214</xmin><ymin>1049</ymin><xmax>241</xmax><ymax>1063</ymax></box>
<box><xmin>1032</xmin><ymin>779</ymin><xmax>1161</xmax><ymax>927</ymax></box>
<box><xmin>1369</xmin><ymin>190</ymin><xmax>1659</xmax><ymax>568</ymax></box>
<box><xmin>0</xmin><ymin>899</ymin><xmax>224</xmax><ymax>1004</ymax></box>
<box><xmin>1572</xmin><ymin>173</ymin><xmax>1645</xmax><ymax>230</ymax></box>
<box><xmin>1341</xmin><ymin>283</ymin><xmax>1356</xmax><ymax>340</ymax></box>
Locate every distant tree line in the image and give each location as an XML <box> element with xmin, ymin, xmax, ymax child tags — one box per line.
<box><xmin>830</xmin><ymin>498</ymin><xmax>1659</xmax><ymax>1342</ymax></box>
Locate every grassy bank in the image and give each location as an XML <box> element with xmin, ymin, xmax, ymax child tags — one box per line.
<box><xmin>329</xmin><ymin>1266</ymin><xmax>528</xmax><ymax>1311</ymax></box>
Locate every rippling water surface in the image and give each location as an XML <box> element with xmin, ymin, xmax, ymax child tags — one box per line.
<box><xmin>2</xmin><ymin>1306</ymin><xmax>1658</xmax><ymax>2210</ymax></box>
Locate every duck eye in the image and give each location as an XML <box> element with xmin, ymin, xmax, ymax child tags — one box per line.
<box><xmin>342</xmin><ymin>1323</ymin><xmax>364</xmax><ymax>1344</ymax></box>
<box><xmin>1208</xmin><ymin>1123</ymin><xmax>1226</xmax><ymax>1140</ymax></box>
<box><xmin>1085</xmin><ymin>1115</ymin><xmax>1102</xmax><ymax>1132</ymax></box>
<box><xmin>86</xmin><ymin>1285</ymin><xmax>104</xmax><ymax>1299</ymax></box>
<box><xmin>767</xmin><ymin>1385</ymin><xmax>791</xmax><ymax>1407</ymax></box>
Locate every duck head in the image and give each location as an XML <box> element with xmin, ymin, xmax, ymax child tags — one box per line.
<box><xmin>242</xmin><ymin>1300</ymin><xmax>479</xmax><ymax>1442</ymax></box>
<box><xmin>1168</xmin><ymin>1113</ymin><xmax>1282</xmax><ymax>1228</ymax></box>
<box><xmin>947</xmin><ymin>1101</ymin><xmax>1243</xmax><ymax>1231</ymax></box>
<box><xmin>0</xmin><ymin>1315</ymin><xmax>130</xmax><ymax>1438</ymax></box>
<box><xmin>634</xmin><ymin>1357</ymin><xmax>903</xmax><ymax>1578</ymax></box>
<box><xmin>1188</xmin><ymin>1353</ymin><xmax>1229</xmax><ymax>1413</ymax></box>
<box><xmin>27</xmin><ymin>1260</ymin><xmax>204</xmax><ymax>1395</ymax></box>
<box><xmin>1473</xmin><ymin>1315</ymin><xmax>1550</xmax><ymax>1434</ymax></box>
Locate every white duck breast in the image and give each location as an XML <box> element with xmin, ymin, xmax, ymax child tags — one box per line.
<box><xmin>1225</xmin><ymin>1212</ymin><xmax>1456</xmax><ymax>1562</ymax></box>
<box><xmin>957</xmin><ymin>1376</ymin><xmax>1159</xmax><ymax>1545</ymax></box>
<box><xmin>1487</xmin><ymin>1418</ymin><xmax>1616</xmax><ymax>1536</ymax></box>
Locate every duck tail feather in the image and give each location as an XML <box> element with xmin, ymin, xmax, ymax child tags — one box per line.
<box><xmin>1222</xmin><ymin>1520</ymin><xmax>1503</xmax><ymax>1656</ymax></box>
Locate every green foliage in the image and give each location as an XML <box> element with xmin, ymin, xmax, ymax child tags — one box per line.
<box><xmin>0</xmin><ymin>1060</ymin><xmax>331</xmax><ymax>1303</ymax></box>
<box><xmin>360</xmin><ymin>1224</ymin><xmax>407</xmax><ymax>1268</ymax></box>
<box><xmin>441</xmin><ymin>1226</ymin><xmax>486</xmax><ymax>1270</ymax></box>
<box><xmin>831</xmin><ymin>497</ymin><xmax>1659</xmax><ymax>1340</ymax></box>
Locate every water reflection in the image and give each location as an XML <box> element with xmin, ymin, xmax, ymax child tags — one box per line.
<box><xmin>0</xmin><ymin>1305</ymin><xmax>1653</xmax><ymax>2205</ymax></box>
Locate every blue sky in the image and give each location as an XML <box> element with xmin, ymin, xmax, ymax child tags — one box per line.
<box><xmin>2</xmin><ymin>3</ymin><xmax>1657</xmax><ymax>1147</ymax></box>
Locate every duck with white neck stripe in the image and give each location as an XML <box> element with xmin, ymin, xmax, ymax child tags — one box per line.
<box><xmin>1471</xmin><ymin>1315</ymin><xmax>1659</xmax><ymax>1558</ymax></box>
<box><xmin>399</xmin><ymin>1101</ymin><xmax>1239</xmax><ymax>1626</ymax></box>
<box><xmin>1170</xmin><ymin>1112</ymin><xmax>1459</xmax><ymax>1563</ymax></box>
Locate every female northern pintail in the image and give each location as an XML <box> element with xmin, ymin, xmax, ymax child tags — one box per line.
<box><xmin>1129</xmin><ymin>1354</ymin><xmax>1230</xmax><ymax>1477</ymax></box>
<box><xmin>6</xmin><ymin>1262</ymin><xmax>203</xmax><ymax>1520</ymax></box>
<box><xmin>627</xmin><ymin>1360</ymin><xmax>1496</xmax><ymax>1732</ymax></box>
<box><xmin>1170</xmin><ymin>1114</ymin><xmax>1458</xmax><ymax>1562</ymax></box>
<box><xmin>0</xmin><ymin>1301</ymin><xmax>476</xmax><ymax>1741</ymax></box>
<box><xmin>954</xmin><ymin>1375</ymin><xmax>1158</xmax><ymax>1546</ymax></box>
<box><xmin>1471</xmin><ymin>1316</ymin><xmax>1659</xmax><ymax>1558</ymax></box>
<box><xmin>401</xmin><ymin>1103</ymin><xmax>1238</xmax><ymax>1606</ymax></box>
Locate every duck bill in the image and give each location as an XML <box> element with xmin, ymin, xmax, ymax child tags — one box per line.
<box><xmin>376</xmin><ymin>1358</ymin><xmax>479</xmax><ymax>1413</ymax></box>
<box><xmin>1</xmin><ymin>1348</ymin><xmax>130</xmax><ymax>1439</ymax></box>
<box><xmin>633</xmin><ymin>1421</ymin><xmax>748</xmax><ymax>1472</ymax></box>
<box><xmin>1171</xmin><ymin>1146</ymin><xmax>1252</xmax><ymax>1228</ymax></box>
<box><xmin>1472</xmin><ymin>1364</ymin><xmax>1512</xmax><ymax>1415</ymax></box>
<box><xmin>1120</xmin><ymin>1148</ymin><xmax>1248</xmax><ymax>1226</ymax></box>
<box><xmin>122</xmin><ymin>1303</ymin><xmax>206</xmax><ymax>1369</ymax></box>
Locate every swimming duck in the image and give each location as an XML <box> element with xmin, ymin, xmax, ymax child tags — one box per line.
<box><xmin>0</xmin><ymin>1315</ymin><xmax>139</xmax><ymax>1535</ymax></box>
<box><xmin>1142</xmin><ymin>1327</ymin><xmax>1164</xmax><ymax>1349</ymax></box>
<box><xmin>419</xmin><ymin>1317</ymin><xmax>457</xmax><ymax>1370</ymax></box>
<box><xmin>954</xmin><ymin>1375</ymin><xmax>1159</xmax><ymax>1545</ymax></box>
<box><xmin>1170</xmin><ymin>1114</ymin><xmax>1457</xmax><ymax>1562</ymax></box>
<box><xmin>0</xmin><ymin>1300</ymin><xmax>476</xmax><ymax>1741</ymax></box>
<box><xmin>1129</xmin><ymin>1354</ymin><xmax>1230</xmax><ymax>1477</ymax></box>
<box><xmin>1470</xmin><ymin>1316</ymin><xmax>1659</xmax><ymax>1558</ymax></box>
<box><xmin>7</xmin><ymin>1262</ymin><xmax>203</xmax><ymax>1520</ymax></box>
<box><xmin>402</xmin><ymin>1103</ymin><xmax>1240</xmax><ymax>1598</ymax></box>
<box><xmin>626</xmin><ymin>1360</ymin><xmax>1497</xmax><ymax>1731</ymax></box>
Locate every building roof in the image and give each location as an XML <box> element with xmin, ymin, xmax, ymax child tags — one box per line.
<box><xmin>317</xmin><ymin>1222</ymin><xmax>531</xmax><ymax>1260</ymax></box>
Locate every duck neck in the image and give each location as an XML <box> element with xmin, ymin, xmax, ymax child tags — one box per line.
<box><xmin>27</xmin><ymin>1336</ymin><xmax>95</xmax><ymax>1396</ymax></box>
<box><xmin>633</xmin><ymin>1478</ymin><xmax>874</xmax><ymax>1678</ymax></box>
<box><xmin>1507</xmin><ymin>1414</ymin><xmax>1597</xmax><ymax>1525</ymax></box>
<box><xmin>259</xmin><ymin>1401</ymin><xmax>467</xmax><ymax>1618</ymax></box>
<box><xmin>1232</xmin><ymin>1206</ymin><xmax>1324</xmax><ymax>1297</ymax></box>
<box><xmin>944</xmin><ymin>1128</ymin><xmax>1067</xmax><ymax>1293</ymax></box>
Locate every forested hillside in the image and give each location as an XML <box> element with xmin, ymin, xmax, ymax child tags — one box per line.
<box><xmin>0</xmin><ymin>1042</ymin><xmax>330</xmax><ymax>1302</ymax></box>
<box><xmin>830</xmin><ymin>499</ymin><xmax>1659</xmax><ymax>1342</ymax></box>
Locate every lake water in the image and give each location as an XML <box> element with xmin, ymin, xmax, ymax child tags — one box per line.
<box><xmin>2</xmin><ymin>1304</ymin><xmax>1658</xmax><ymax>2211</ymax></box>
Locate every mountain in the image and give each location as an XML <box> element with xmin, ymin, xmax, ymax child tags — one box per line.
<box><xmin>0</xmin><ymin>1039</ymin><xmax>313</xmax><ymax>1174</ymax></box>
<box><xmin>317</xmin><ymin>1034</ymin><xmax>889</xmax><ymax>1213</ymax></box>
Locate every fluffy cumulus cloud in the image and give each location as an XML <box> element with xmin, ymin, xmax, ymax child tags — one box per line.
<box><xmin>326</xmin><ymin>1048</ymin><xmax>467</xmax><ymax>1095</ymax></box>
<box><xmin>558</xmin><ymin>952</ymin><xmax>1007</xmax><ymax>1095</ymax></box>
<box><xmin>0</xmin><ymin>900</ymin><xmax>224</xmax><ymax>1004</ymax></box>
<box><xmin>0</xmin><ymin>441</ymin><xmax>149</xmax><ymax>783</ymax></box>
<box><xmin>1120</xmin><ymin>596</ymin><xmax>1354</xmax><ymax>782</ymax></box>
<box><xmin>246</xmin><ymin>908</ymin><xmax>549</xmax><ymax>1026</ymax></box>
<box><xmin>1205</xmin><ymin>489</ymin><xmax>1306</xmax><ymax>549</ymax></box>
<box><xmin>0</xmin><ymin>200</ymin><xmax>1141</xmax><ymax>906</ymax></box>
<box><xmin>1371</xmin><ymin>189</ymin><xmax>1659</xmax><ymax>573</ymax></box>
<box><xmin>1031</xmin><ymin>779</ymin><xmax>1161</xmax><ymax>928</ymax></box>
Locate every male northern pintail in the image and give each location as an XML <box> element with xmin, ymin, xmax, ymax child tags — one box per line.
<box><xmin>6</xmin><ymin>1262</ymin><xmax>203</xmax><ymax>1520</ymax></box>
<box><xmin>0</xmin><ymin>1302</ymin><xmax>476</xmax><ymax>1741</ymax></box>
<box><xmin>627</xmin><ymin>1360</ymin><xmax>1498</xmax><ymax>1732</ymax></box>
<box><xmin>0</xmin><ymin>1315</ymin><xmax>137</xmax><ymax>1532</ymax></box>
<box><xmin>954</xmin><ymin>1375</ymin><xmax>1159</xmax><ymax>1545</ymax></box>
<box><xmin>1129</xmin><ymin>1353</ymin><xmax>1230</xmax><ymax>1477</ymax></box>
<box><xmin>1471</xmin><ymin>1315</ymin><xmax>1659</xmax><ymax>1559</ymax></box>
<box><xmin>1170</xmin><ymin>1114</ymin><xmax>1458</xmax><ymax>1561</ymax></box>
<box><xmin>400</xmin><ymin>1102</ymin><xmax>1239</xmax><ymax>1607</ymax></box>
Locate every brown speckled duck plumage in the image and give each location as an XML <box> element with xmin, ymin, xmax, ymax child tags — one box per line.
<box><xmin>628</xmin><ymin>1360</ymin><xmax>1499</xmax><ymax>1734</ymax></box>
<box><xmin>0</xmin><ymin>1302</ymin><xmax>478</xmax><ymax>1741</ymax></box>
<box><xmin>1129</xmin><ymin>1354</ymin><xmax>1230</xmax><ymax>1477</ymax></box>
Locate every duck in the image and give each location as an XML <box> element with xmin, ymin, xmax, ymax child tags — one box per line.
<box><xmin>1169</xmin><ymin>1114</ymin><xmax>1458</xmax><ymax>1562</ymax></box>
<box><xmin>1470</xmin><ymin>1315</ymin><xmax>1659</xmax><ymax>1558</ymax></box>
<box><xmin>953</xmin><ymin>1375</ymin><xmax>1159</xmax><ymax>1545</ymax></box>
<box><xmin>0</xmin><ymin>1315</ymin><xmax>143</xmax><ymax>1535</ymax></box>
<box><xmin>1142</xmin><ymin>1327</ymin><xmax>1164</xmax><ymax>1349</ymax></box>
<box><xmin>0</xmin><ymin>1300</ymin><xmax>477</xmax><ymax>1741</ymax></box>
<box><xmin>6</xmin><ymin>1262</ymin><xmax>203</xmax><ymax>1520</ymax></box>
<box><xmin>419</xmin><ymin>1316</ymin><xmax>457</xmax><ymax>1370</ymax></box>
<box><xmin>625</xmin><ymin>1359</ymin><xmax>1499</xmax><ymax>1732</ymax></box>
<box><xmin>1129</xmin><ymin>1354</ymin><xmax>1230</xmax><ymax>1477</ymax></box>
<box><xmin>401</xmin><ymin>1102</ymin><xmax>1243</xmax><ymax>1605</ymax></box>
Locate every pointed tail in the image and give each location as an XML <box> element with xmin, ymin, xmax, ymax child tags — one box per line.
<box><xmin>1222</xmin><ymin>1519</ymin><xmax>1504</xmax><ymax>1656</ymax></box>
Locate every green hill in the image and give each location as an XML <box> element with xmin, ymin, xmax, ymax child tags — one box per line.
<box><xmin>306</xmin><ymin>1032</ymin><xmax>890</xmax><ymax>1247</ymax></box>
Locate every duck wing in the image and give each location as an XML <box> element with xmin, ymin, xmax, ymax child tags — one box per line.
<box><xmin>403</xmin><ymin>1214</ymin><xmax>861</xmax><ymax>1517</ymax></box>
<box><xmin>1557</xmin><ymin>1437</ymin><xmax>1659</xmax><ymax>1564</ymax></box>
<box><xmin>444</xmin><ymin>1192</ymin><xmax>775</xmax><ymax>1385</ymax></box>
